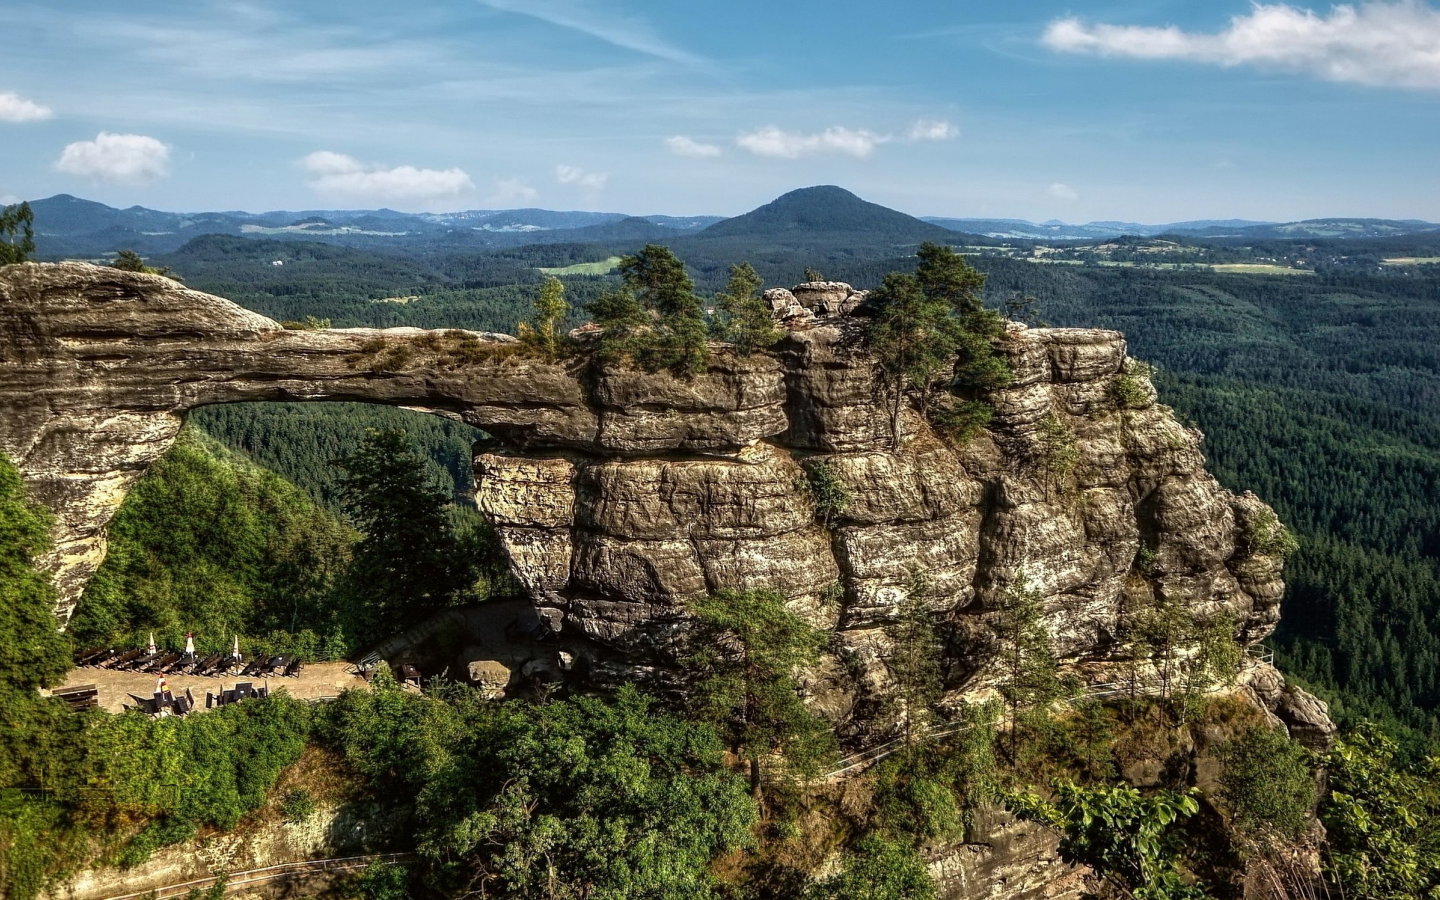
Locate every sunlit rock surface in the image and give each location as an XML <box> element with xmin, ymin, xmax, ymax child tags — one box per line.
<box><xmin>1</xmin><ymin>262</ymin><xmax>1317</xmax><ymax>745</ymax></box>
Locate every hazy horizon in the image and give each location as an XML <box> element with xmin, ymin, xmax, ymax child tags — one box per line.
<box><xmin>3</xmin><ymin>1</ymin><xmax>1440</xmax><ymax>221</ymax></box>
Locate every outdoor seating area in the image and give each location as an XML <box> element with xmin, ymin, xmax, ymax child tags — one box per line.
<box><xmin>121</xmin><ymin>680</ymin><xmax>272</xmax><ymax>718</ymax></box>
<box><xmin>75</xmin><ymin>640</ymin><xmax>306</xmax><ymax>680</ymax></box>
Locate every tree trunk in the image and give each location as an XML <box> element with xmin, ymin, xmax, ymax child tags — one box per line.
<box><xmin>890</xmin><ymin>375</ymin><xmax>903</xmax><ymax>450</ymax></box>
<box><xmin>750</xmin><ymin>755</ymin><xmax>762</xmax><ymax>801</ymax></box>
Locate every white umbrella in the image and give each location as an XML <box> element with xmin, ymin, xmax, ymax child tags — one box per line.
<box><xmin>232</xmin><ymin>635</ymin><xmax>241</xmax><ymax>659</ymax></box>
<box><xmin>184</xmin><ymin>633</ymin><xmax>195</xmax><ymax>656</ymax></box>
<box><xmin>147</xmin><ymin>632</ymin><xmax>156</xmax><ymax>655</ymax></box>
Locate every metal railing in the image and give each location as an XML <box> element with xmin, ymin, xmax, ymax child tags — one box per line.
<box><xmin>97</xmin><ymin>852</ymin><xmax>415</xmax><ymax>900</ymax></box>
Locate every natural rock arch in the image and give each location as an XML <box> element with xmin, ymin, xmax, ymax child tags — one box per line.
<box><xmin>0</xmin><ymin>262</ymin><xmax>1287</xmax><ymax>698</ymax></box>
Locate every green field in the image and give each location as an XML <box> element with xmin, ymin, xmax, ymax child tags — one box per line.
<box><xmin>538</xmin><ymin>256</ymin><xmax>623</xmax><ymax>276</ymax></box>
<box><xmin>1382</xmin><ymin>257</ymin><xmax>1440</xmax><ymax>266</ymax></box>
<box><xmin>1208</xmin><ymin>263</ymin><xmax>1314</xmax><ymax>275</ymax></box>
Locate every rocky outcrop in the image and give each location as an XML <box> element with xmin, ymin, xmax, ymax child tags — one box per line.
<box><xmin>0</xmin><ymin>262</ymin><xmax>1319</xmax><ymax>732</ymax></box>
<box><xmin>929</xmin><ymin>805</ymin><xmax>1090</xmax><ymax>900</ymax></box>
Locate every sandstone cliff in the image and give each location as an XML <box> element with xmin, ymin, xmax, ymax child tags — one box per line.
<box><xmin>0</xmin><ymin>262</ymin><xmax>1321</xmax><ymax>740</ymax></box>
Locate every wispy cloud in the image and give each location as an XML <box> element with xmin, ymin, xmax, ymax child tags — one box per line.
<box><xmin>0</xmin><ymin>91</ymin><xmax>53</xmax><ymax>123</ymax></box>
<box><xmin>302</xmin><ymin>151</ymin><xmax>473</xmax><ymax>204</ymax></box>
<box><xmin>906</xmin><ymin>119</ymin><xmax>958</xmax><ymax>141</ymax></box>
<box><xmin>1048</xmin><ymin>182</ymin><xmax>1080</xmax><ymax>202</ymax></box>
<box><xmin>736</xmin><ymin>118</ymin><xmax>958</xmax><ymax>159</ymax></box>
<box><xmin>664</xmin><ymin>135</ymin><xmax>722</xmax><ymax>158</ymax></box>
<box><xmin>490</xmin><ymin>177</ymin><xmax>539</xmax><ymax>205</ymax></box>
<box><xmin>56</xmin><ymin>133</ymin><xmax>170</xmax><ymax>185</ymax></box>
<box><xmin>555</xmin><ymin>164</ymin><xmax>608</xmax><ymax>190</ymax></box>
<box><xmin>477</xmin><ymin>0</ymin><xmax>702</xmax><ymax>66</ymax></box>
<box><xmin>1043</xmin><ymin>1</ymin><xmax>1440</xmax><ymax>90</ymax></box>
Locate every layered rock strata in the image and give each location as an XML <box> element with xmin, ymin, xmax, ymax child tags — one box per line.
<box><xmin>1</xmin><ymin>262</ymin><xmax>1299</xmax><ymax>721</ymax></box>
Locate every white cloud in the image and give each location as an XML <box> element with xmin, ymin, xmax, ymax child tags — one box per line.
<box><xmin>56</xmin><ymin>133</ymin><xmax>170</xmax><ymax>185</ymax></box>
<box><xmin>490</xmin><ymin>177</ymin><xmax>539</xmax><ymax>205</ymax></box>
<box><xmin>664</xmin><ymin>135</ymin><xmax>722</xmax><ymax>158</ymax></box>
<box><xmin>0</xmin><ymin>91</ymin><xmax>53</xmax><ymax>123</ymax></box>
<box><xmin>905</xmin><ymin>119</ymin><xmax>958</xmax><ymax>141</ymax></box>
<box><xmin>1049</xmin><ymin>183</ymin><xmax>1080</xmax><ymax>202</ymax></box>
<box><xmin>0</xmin><ymin>193</ymin><xmax>20</xmax><ymax>206</ymax></box>
<box><xmin>555</xmin><ymin>164</ymin><xmax>608</xmax><ymax>190</ymax></box>
<box><xmin>1043</xmin><ymin>1</ymin><xmax>1440</xmax><ymax>89</ymax></box>
<box><xmin>735</xmin><ymin>126</ymin><xmax>887</xmax><ymax>160</ymax></box>
<box><xmin>301</xmin><ymin>151</ymin><xmax>474</xmax><ymax>203</ymax></box>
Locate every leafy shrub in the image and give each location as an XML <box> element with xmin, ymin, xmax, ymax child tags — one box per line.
<box><xmin>354</xmin><ymin>860</ymin><xmax>411</xmax><ymax>900</ymax></box>
<box><xmin>115</xmin><ymin>816</ymin><xmax>197</xmax><ymax>868</ymax></box>
<box><xmin>930</xmin><ymin>399</ymin><xmax>993</xmax><ymax>445</ymax></box>
<box><xmin>804</xmin><ymin>461</ymin><xmax>852</xmax><ymax>527</ymax></box>
<box><xmin>1109</xmin><ymin>360</ymin><xmax>1156</xmax><ymax>409</ymax></box>
<box><xmin>279</xmin><ymin>788</ymin><xmax>317</xmax><ymax>824</ymax></box>
<box><xmin>805</xmin><ymin>836</ymin><xmax>936</xmax><ymax>900</ymax></box>
<box><xmin>1244</xmin><ymin>508</ymin><xmax>1300</xmax><ymax>559</ymax></box>
<box><xmin>1320</xmin><ymin>723</ymin><xmax>1440</xmax><ymax>898</ymax></box>
<box><xmin>1013</xmin><ymin>781</ymin><xmax>1207</xmax><ymax>900</ymax></box>
<box><xmin>1216</xmin><ymin>725</ymin><xmax>1314</xmax><ymax>849</ymax></box>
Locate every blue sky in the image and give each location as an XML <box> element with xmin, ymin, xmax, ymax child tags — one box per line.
<box><xmin>2</xmin><ymin>0</ymin><xmax>1439</xmax><ymax>221</ymax></box>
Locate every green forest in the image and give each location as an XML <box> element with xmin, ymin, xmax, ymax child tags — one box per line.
<box><xmin>7</xmin><ymin>212</ymin><xmax>1440</xmax><ymax>896</ymax></box>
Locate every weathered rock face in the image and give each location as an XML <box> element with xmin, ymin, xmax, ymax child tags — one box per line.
<box><xmin>1</xmin><ymin>262</ymin><xmax>1318</xmax><ymax>739</ymax></box>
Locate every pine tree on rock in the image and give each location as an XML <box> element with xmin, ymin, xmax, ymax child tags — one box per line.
<box><xmin>518</xmin><ymin>275</ymin><xmax>571</xmax><ymax>360</ymax></box>
<box><xmin>601</xmin><ymin>244</ymin><xmax>708</xmax><ymax>376</ymax></box>
<box><xmin>712</xmin><ymin>261</ymin><xmax>781</xmax><ymax>356</ymax></box>
<box><xmin>683</xmin><ymin>589</ymin><xmax>836</xmax><ymax>799</ymax></box>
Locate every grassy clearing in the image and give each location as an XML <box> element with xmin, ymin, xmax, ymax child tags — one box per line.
<box><xmin>538</xmin><ymin>256</ymin><xmax>622</xmax><ymax>276</ymax></box>
<box><xmin>1382</xmin><ymin>257</ymin><xmax>1440</xmax><ymax>266</ymax></box>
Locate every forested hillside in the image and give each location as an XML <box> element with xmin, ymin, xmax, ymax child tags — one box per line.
<box><xmin>191</xmin><ymin>403</ymin><xmax>484</xmax><ymax>510</ymax></box>
<box><xmin>978</xmin><ymin>261</ymin><xmax>1440</xmax><ymax>750</ymax></box>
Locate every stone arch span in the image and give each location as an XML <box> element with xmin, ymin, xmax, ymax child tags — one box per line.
<box><xmin>1</xmin><ymin>262</ymin><xmax>1287</xmax><ymax>679</ymax></box>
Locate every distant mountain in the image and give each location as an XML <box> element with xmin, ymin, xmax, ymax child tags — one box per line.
<box><xmin>922</xmin><ymin>214</ymin><xmax>1440</xmax><ymax>241</ymax></box>
<box><xmin>21</xmin><ymin>195</ymin><xmax>723</xmax><ymax>258</ymax></box>
<box><xmin>922</xmin><ymin>216</ymin><xmax>1277</xmax><ymax>241</ymax></box>
<box><xmin>1185</xmin><ymin>218</ymin><xmax>1440</xmax><ymax>239</ymax></box>
<box><xmin>698</xmin><ymin>186</ymin><xmax>958</xmax><ymax>244</ymax></box>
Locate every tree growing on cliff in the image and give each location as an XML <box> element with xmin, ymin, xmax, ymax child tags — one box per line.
<box><xmin>0</xmin><ymin>202</ymin><xmax>35</xmax><ymax>266</ymax></box>
<box><xmin>886</xmin><ymin>570</ymin><xmax>944</xmax><ymax>747</ymax></box>
<box><xmin>517</xmin><ymin>274</ymin><xmax>570</xmax><ymax>360</ymax></box>
<box><xmin>865</xmin><ymin>271</ymin><xmax>962</xmax><ymax>448</ymax></box>
<box><xmin>992</xmin><ymin>577</ymin><xmax>1063</xmax><ymax>758</ymax></box>
<box><xmin>599</xmin><ymin>243</ymin><xmax>708</xmax><ymax>376</ymax></box>
<box><xmin>866</xmin><ymin>245</ymin><xmax>1013</xmax><ymax>448</ymax></box>
<box><xmin>1126</xmin><ymin>593</ymin><xmax>1241</xmax><ymax>722</ymax></box>
<box><xmin>335</xmin><ymin>429</ymin><xmax>475</xmax><ymax>645</ymax></box>
<box><xmin>683</xmin><ymin>588</ymin><xmax>837</xmax><ymax>799</ymax></box>
<box><xmin>914</xmin><ymin>242</ymin><xmax>1011</xmax><ymax>394</ymax></box>
<box><xmin>712</xmin><ymin>261</ymin><xmax>781</xmax><ymax>356</ymax></box>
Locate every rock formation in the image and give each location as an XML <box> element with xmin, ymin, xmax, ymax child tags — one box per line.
<box><xmin>0</xmin><ymin>262</ymin><xmax>1328</xmax><ymax>743</ymax></box>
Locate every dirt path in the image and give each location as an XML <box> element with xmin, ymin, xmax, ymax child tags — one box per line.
<box><xmin>54</xmin><ymin>661</ymin><xmax>370</xmax><ymax>713</ymax></box>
